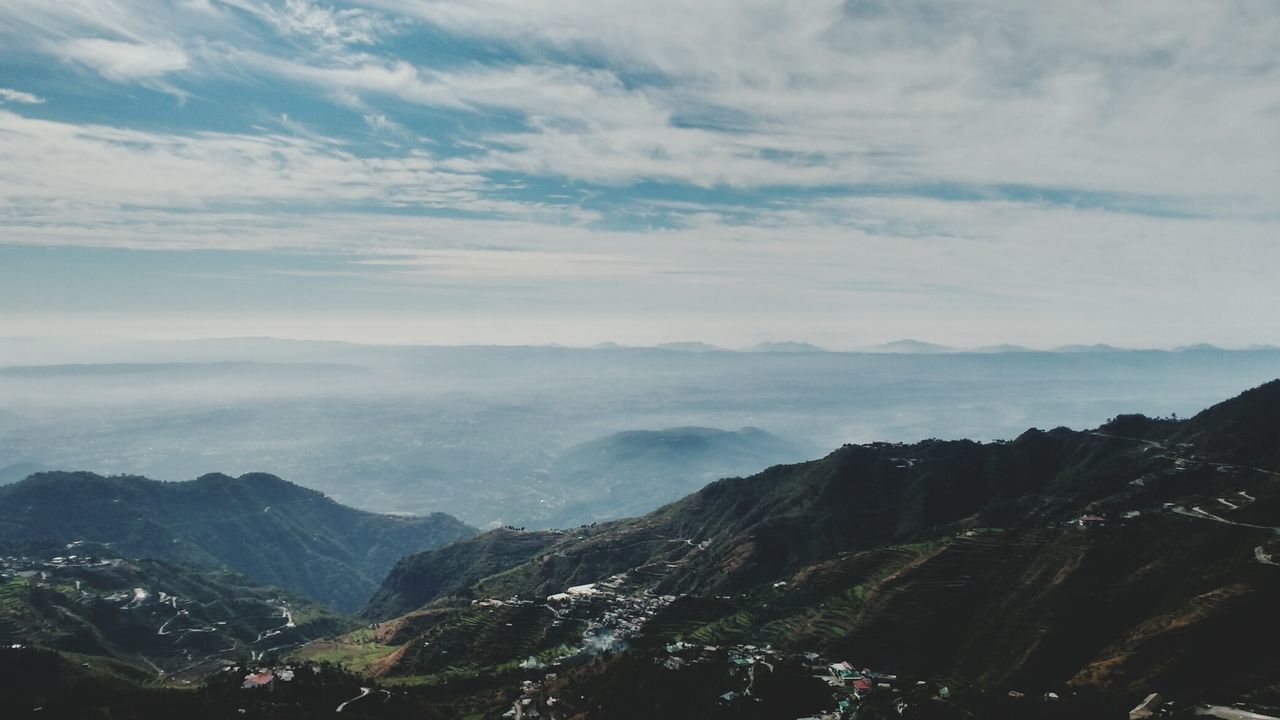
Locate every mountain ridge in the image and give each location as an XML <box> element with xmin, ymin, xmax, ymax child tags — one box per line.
<box><xmin>0</xmin><ymin>471</ymin><xmax>476</xmax><ymax>611</ymax></box>
<box><xmin>359</xmin><ymin>380</ymin><xmax>1280</xmax><ymax>708</ymax></box>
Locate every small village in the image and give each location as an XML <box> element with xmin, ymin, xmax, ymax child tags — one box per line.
<box><xmin>1</xmin><ymin>543</ymin><xmax>123</xmax><ymax>581</ymax></box>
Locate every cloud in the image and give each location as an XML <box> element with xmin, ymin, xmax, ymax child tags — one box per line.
<box><xmin>0</xmin><ymin>1</ymin><xmax>1279</xmax><ymax>346</ymax></box>
<box><xmin>5</xmin><ymin>2</ymin><xmax>1278</xmax><ymax>209</ymax></box>
<box><xmin>348</xmin><ymin>0</ymin><xmax>1280</xmax><ymax>208</ymax></box>
<box><xmin>0</xmin><ymin>109</ymin><xmax>500</xmax><ymax>212</ymax></box>
<box><xmin>51</xmin><ymin>37</ymin><xmax>189</xmax><ymax>81</ymax></box>
<box><xmin>0</xmin><ymin>87</ymin><xmax>44</xmax><ymax>104</ymax></box>
<box><xmin>218</xmin><ymin>0</ymin><xmax>402</xmax><ymax>50</ymax></box>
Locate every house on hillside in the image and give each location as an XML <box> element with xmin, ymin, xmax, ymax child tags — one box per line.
<box><xmin>241</xmin><ymin>671</ymin><xmax>275</xmax><ymax>690</ymax></box>
<box><xmin>1078</xmin><ymin>514</ymin><xmax>1106</xmax><ymax>529</ymax></box>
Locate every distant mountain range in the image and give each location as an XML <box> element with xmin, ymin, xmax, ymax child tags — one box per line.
<box><xmin>584</xmin><ymin>339</ymin><xmax>1280</xmax><ymax>354</ymax></box>
<box><xmin>858</xmin><ymin>338</ymin><xmax>954</xmax><ymax>353</ymax></box>
<box><xmin>742</xmin><ymin>341</ymin><xmax>828</xmax><ymax>353</ymax></box>
<box><xmin>652</xmin><ymin>341</ymin><xmax>727</xmax><ymax>352</ymax></box>
<box><xmin>0</xmin><ymin>471</ymin><xmax>475</xmax><ymax>610</ymax></box>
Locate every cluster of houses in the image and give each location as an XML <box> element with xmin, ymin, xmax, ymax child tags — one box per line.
<box><xmin>1</xmin><ymin>551</ymin><xmax>120</xmax><ymax>582</ymax></box>
<box><xmin>652</xmin><ymin>639</ymin><xmax>723</xmax><ymax>671</ymax></box>
<box><xmin>4</xmin><ymin>553</ymin><xmax>189</xmax><ymax>614</ymax></box>
<box><xmin>647</xmin><ymin>639</ymin><xmax>919</xmax><ymax>718</ymax></box>
<box><xmin>539</xmin><ymin>576</ymin><xmax>679</xmax><ymax>654</ymax></box>
<box><xmin>231</xmin><ymin>664</ymin><xmax>300</xmax><ymax>690</ymax></box>
<box><xmin>503</xmin><ymin>673</ymin><xmax>561</xmax><ymax>719</ymax></box>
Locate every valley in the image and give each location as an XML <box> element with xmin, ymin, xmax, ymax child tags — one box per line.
<box><xmin>2</xmin><ymin>381</ymin><xmax>1280</xmax><ymax>718</ymax></box>
<box><xmin>5</xmin><ymin>343</ymin><xmax>1280</xmax><ymax>528</ymax></box>
<box><xmin>7</xmin><ymin>1</ymin><xmax>1277</xmax><ymax>715</ymax></box>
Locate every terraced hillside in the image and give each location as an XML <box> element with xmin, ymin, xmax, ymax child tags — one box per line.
<box><xmin>0</xmin><ymin>551</ymin><xmax>345</xmax><ymax>681</ymax></box>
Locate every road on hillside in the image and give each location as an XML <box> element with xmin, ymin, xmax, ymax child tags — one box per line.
<box><xmin>336</xmin><ymin>687</ymin><xmax>371</xmax><ymax>713</ymax></box>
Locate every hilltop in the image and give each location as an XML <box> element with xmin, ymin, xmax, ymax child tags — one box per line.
<box><xmin>541</xmin><ymin>426</ymin><xmax>809</xmax><ymax>526</ymax></box>
<box><xmin>860</xmin><ymin>339</ymin><xmax>956</xmax><ymax>354</ymax></box>
<box><xmin>0</xmin><ymin>471</ymin><xmax>475</xmax><ymax>611</ymax></box>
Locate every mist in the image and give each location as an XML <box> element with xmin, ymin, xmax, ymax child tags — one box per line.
<box><xmin>3</xmin><ymin>337</ymin><xmax>1278</xmax><ymax>528</ymax></box>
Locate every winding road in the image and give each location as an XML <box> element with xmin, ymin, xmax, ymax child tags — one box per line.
<box><xmin>336</xmin><ymin>687</ymin><xmax>371</xmax><ymax>713</ymax></box>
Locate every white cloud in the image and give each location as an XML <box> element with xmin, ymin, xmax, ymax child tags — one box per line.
<box><xmin>348</xmin><ymin>0</ymin><xmax>1280</xmax><ymax>209</ymax></box>
<box><xmin>0</xmin><ymin>87</ymin><xmax>44</xmax><ymax>104</ymax></box>
<box><xmin>0</xmin><ymin>1</ymin><xmax>1279</xmax><ymax>346</ymax></box>
<box><xmin>217</xmin><ymin>0</ymin><xmax>401</xmax><ymax>50</ymax></box>
<box><xmin>5</xmin><ymin>2</ymin><xmax>1279</xmax><ymax>209</ymax></box>
<box><xmin>0</xmin><ymin>109</ymin><xmax>508</xmax><ymax>212</ymax></box>
<box><xmin>52</xmin><ymin>37</ymin><xmax>190</xmax><ymax>81</ymax></box>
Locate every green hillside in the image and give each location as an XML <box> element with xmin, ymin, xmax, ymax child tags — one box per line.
<box><xmin>357</xmin><ymin>380</ymin><xmax>1280</xmax><ymax>711</ymax></box>
<box><xmin>0</xmin><ymin>471</ymin><xmax>476</xmax><ymax>610</ymax></box>
<box><xmin>0</xmin><ymin>550</ymin><xmax>346</xmax><ymax>681</ymax></box>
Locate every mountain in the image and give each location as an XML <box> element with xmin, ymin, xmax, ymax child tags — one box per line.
<box><xmin>968</xmin><ymin>343</ymin><xmax>1037</xmax><ymax>353</ymax></box>
<box><xmin>1173</xmin><ymin>379</ymin><xmax>1280</xmax><ymax>470</ymax></box>
<box><xmin>0</xmin><ymin>546</ymin><xmax>409</xmax><ymax>720</ymax></box>
<box><xmin>1051</xmin><ymin>343</ymin><xmax>1126</xmax><ymax>353</ymax></box>
<box><xmin>0</xmin><ymin>549</ymin><xmax>345</xmax><ymax>680</ymax></box>
<box><xmin>0</xmin><ymin>472</ymin><xmax>476</xmax><ymax>611</ymax></box>
<box><xmin>539</xmin><ymin>426</ymin><xmax>809</xmax><ymax>527</ymax></box>
<box><xmin>357</xmin><ymin>380</ymin><xmax>1280</xmax><ymax>715</ymax></box>
<box><xmin>861</xmin><ymin>339</ymin><xmax>956</xmax><ymax>354</ymax></box>
<box><xmin>652</xmin><ymin>341</ymin><xmax>727</xmax><ymax>352</ymax></box>
<box><xmin>6</xmin><ymin>382</ymin><xmax>1280</xmax><ymax>718</ymax></box>
<box><xmin>742</xmin><ymin>342</ymin><xmax>827</xmax><ymax>353</ymax></box>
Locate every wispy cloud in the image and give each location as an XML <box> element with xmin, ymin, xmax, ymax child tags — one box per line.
<box><xmin>51</xmin><ymin>37</ymin><xmax>190</xmax><ymax>81</ymax></box>
<box><xmin>220</xmin><ymin>0</ymin><xmax>403</xmax><ymax>51</ymax></box>
<box><xmin>0</xmin><ymin>87</ymin><xmax>44</xmax><ymax>104</ymax></box>
<box><xmin>0</xmin><ymin>109</ymin><xmax>490</xmax><ymax>210</ymax></box>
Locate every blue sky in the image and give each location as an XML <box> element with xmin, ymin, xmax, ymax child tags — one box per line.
<box><xmin>1</xmin><ymin>1</ymin><xmax>1278</xmax><ymax>348</ymax></box>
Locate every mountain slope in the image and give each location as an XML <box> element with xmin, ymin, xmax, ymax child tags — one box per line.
<box><xmin>1175</xmin><ymin>379</ymin><xmax>1280</xmax><ymax>469</ymax></box>
<box><xmin>361</xmin><ymin>380</ymin><xmax>1280</xmax><ymax>707</ymax></box>
<box><xmin>0</xmin><ymin>471</ymin><xmax>476</xmax><ymax>610</ymax></box>
<box><xmin>0</xmin><ymin>550</ymin><xmax>345</xmax><ymax>681</ymax></box>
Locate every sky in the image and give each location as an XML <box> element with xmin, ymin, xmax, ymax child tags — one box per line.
<box><xmin>1</xmin><ymin>0</ymin><xmax>1278</xmax><ymax>349</ymax></box>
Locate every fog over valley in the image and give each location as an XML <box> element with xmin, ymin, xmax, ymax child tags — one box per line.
<box><xmin>4</xmin><ymin>338</ymin><xmax>1278</xmax><ymax>527</ymax></box>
